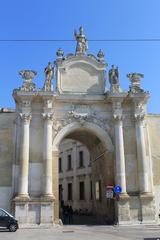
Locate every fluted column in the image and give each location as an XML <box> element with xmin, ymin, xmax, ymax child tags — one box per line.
<box><xmin>113</xmin><ymin>102</ymin><xmax>127</xmax><ymax>195</ymax></box>
<box><xmin>18</xmin><ymin>113</ymin><xmax>31</xmax><ymax>198</ymax></box>
<box><xmin>135</xmin><ymin>114</ymin><xmax>149</xmax><ymax>193</ymax></box>
<box><xmin>42</xmin><ymin>113</ymin><xmax>54</xmax><ymax>198</ymax></box>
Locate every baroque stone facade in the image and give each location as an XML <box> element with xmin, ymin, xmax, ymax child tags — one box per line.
<box><xmin>0</xmin><ymin>27</ymin><xmax>160</xmax><ymax>226</ymax></box>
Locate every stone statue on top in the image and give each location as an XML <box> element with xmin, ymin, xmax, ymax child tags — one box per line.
<box><xmin>127</xmin><ymin>73</ymin><xmax>144</xmax><ymax>94</ymax></box>
<box><xmin>74</xmin><ymin>26</ymin><xmax>88</xmax><ymax>55</ymax></box>
<box><xmin>43</xmin><ymin>62</ymin><xmax>54</xmax><ymax>91</ymax></box>
<box><xmin>109</xmin><ymin>65</ymin><xmax>122</xmax><ymax>93</ymax></box>
<box><xmin>109</xmin><ymin>65</ymin><xmax>119</xmax><ymax>85</ymax></box>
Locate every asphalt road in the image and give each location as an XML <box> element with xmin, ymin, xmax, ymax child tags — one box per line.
<box><xmin>0</xmin><ymin>225</ymin><xmax>160</xmax><ymax>240</ymax></box>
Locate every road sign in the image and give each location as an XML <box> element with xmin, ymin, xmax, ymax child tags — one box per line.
<box><xmin>106</xmin><ymin>190</ymin><xmax>114</xmax><ymax>199</ymax></box>
<box><xmin>114</xmin><ymin>185</ymin><xmax>122</xmax><ymax>194</ymax></box>
<box><xmin>106</xmin><ymin>185</ymin><xmax>114</xmax><ymax>189</ymax></box>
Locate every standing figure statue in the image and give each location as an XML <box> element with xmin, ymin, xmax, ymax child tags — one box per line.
<box><xmin>109</xmin><ymin>65</ymin><xmax>122</xmax><ymax>93</ymax></box>
<box><xmin>74</xmin><ymin>26</ymin><xmax>88</xmax><ymax>55</ymax></box>
<box><xmin>109</xmin><ymin>65</ymin><xmax>119</xmax><ymax>85</ymax></box>
<box><xmin>43</xmin><ymin>62</ymin><xmax>54</xmax><ymax>91</ymax></box>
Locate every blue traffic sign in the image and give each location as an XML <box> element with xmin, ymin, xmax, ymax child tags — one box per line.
<box><xmin>114</xmin><ymin>185</ymin><xmax>122</xmax><ymax>194</ymax></box>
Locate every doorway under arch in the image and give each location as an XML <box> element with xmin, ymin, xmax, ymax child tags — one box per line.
<box><xmin>52</xmin><ymin>122</ymin><xmax>116</xmax><ymax>225</ymax></box>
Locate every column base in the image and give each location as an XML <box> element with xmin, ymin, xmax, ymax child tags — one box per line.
<box><xmin>117</xmin><ymin>196</ymin><xmax>131</xmax><ymax>224</ymax></box>
<box><xmin>12</xmin><ymin>197</ymin><xmax>55</xmax><ymax>225</ymax></box>
<box><xmin>13</xmin><ymin>194</ymin><xmax>30</xmax><ymax>201</ymax></box>
<box><xmin>139</xmin><ymin>192</ymin><xmax>156</xmax><ymax>223</ymax></box>
<box><xmin>41</xmin><ymin>194</ymin><xmax>55</xmax><ymax>201</ymax></box>
<box><xmin>12</xmin><ymin>196</ymin><xmax>29</xmax><ymax>224</ymax></box>
<box><xmin>140</xmin><ymin>192</ymin><xmax>154</xmax><ymax>199</ymax></box>
<box><xmin>41</xmin><ymin>200</ymin><xmax>54</xmax><ymax>224</ymax></box>
<box><xmin>115</xmin><ymin>193</ymin><xmax>156</xmax><ymax>225</ymax></box>
<box><xmin>119</xmin><ymin>193</ymin><xmax>130</xmax><ymax>199</ymax></box>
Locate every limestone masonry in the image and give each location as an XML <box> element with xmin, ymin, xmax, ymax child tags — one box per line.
<box><xmin>0</xmin><ymin>27</ymin><xmax>160</xmax><ymax>226</ymax></box>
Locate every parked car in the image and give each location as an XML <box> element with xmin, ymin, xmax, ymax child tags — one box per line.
<box><xmin>0</xmin><ymin>208</ymin><xmax>18</xmax><ymax>232</ymax></box>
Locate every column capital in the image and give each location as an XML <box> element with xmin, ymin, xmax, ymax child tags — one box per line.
<box><xmin>133</xmin><ymin>100</ymin><xmax>146</xmax><ymax>123</ymax></box>
<box><xmin>19</xmin><ymin>113</ymin><xmax>32</xmax><ymax>123</ymax></box>
<box><xmin>112</xmin><ymin>102</ymin><xmax>123</xmax><ymax>123</ymax></box>
<box><xmin>113</xmin><ymin>113</ymin><xmax>123</xmax><ymax>123</ymax></box>
<box><xmin>135</xmin><ymin>104</ymin><xmax>145</xmax><ymax>120</ymax></box>
<box><xmin>42</xmin><ymin>113</ymin><xmax>54</xmax><ymax>122</ymax></box>
<box><xmin>134</xmin><ymin>113</ymin><xmax>145</xmax><ymax>122</ymax></box>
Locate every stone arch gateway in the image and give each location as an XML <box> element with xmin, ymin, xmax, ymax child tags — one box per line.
<box><xmin>52</xmin><ymin>121</ymin><xmax>115</xmax><ymax>223</ymax></box>
<box><xmin>52</xmin><ymin>121</ymin><xmax>114</xmax><ymax>152</ymax></box>
<box><xmin>5</xmin><ymin>27</ymin><xmax>158</xmax><ymax>226</ymax></box>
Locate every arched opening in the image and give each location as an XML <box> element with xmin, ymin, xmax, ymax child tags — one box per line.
<box><xmin>52</xmin><ymin>122</ymin><xmax>115</xmax><ymax>225</ymax></box>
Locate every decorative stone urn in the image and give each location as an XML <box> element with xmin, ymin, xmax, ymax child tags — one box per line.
<box><xmin>19</xmin><ymin>70</ymin><xmax>37</xmax><ymax>91</ymax></box>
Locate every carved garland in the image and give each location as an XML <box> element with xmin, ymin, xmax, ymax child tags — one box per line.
<box><xmin>52</xmin><ymin>111</ymin><xmax>111</xmax><ymax>137</ymax></box>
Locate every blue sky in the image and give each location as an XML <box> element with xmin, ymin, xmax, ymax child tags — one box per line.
<box><xmin>0</xmin><ymin>0</ymin><xmax>160</xmax><ymax>113</ymax></box>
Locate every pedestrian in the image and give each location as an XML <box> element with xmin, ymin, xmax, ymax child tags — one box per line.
<box><xmin>68</xmin><ymin>206</ymin><xmax>73</xmax><ymax>224</ymax></box>
<box><xmin>62</xmin><ymin>205</ymin><xmax>69</xmax><ymax>224</ymax></box>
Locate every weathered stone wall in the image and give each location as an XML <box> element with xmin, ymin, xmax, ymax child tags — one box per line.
<box><xmin>0</xmin><ymin>111</ymin><xmax>15</xmax><ymax>211</ymax></box>
<box><xmin>147</xmin><ymin>114</ymin><xmax>160</xmax><ymax>221</ymax></box>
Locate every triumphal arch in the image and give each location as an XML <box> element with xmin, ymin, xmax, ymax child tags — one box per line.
<box><xmin>1</xmin><ymin>27</ymin><xmax>159</xmax><ymax>226</ymax></box>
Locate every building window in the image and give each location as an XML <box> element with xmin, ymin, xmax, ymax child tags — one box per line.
<box><xmin>79</xmin><ymin>151</ymin><xmax>84</xmax><ymax>168</ymax></box>
<box><xmin>59</xmin><ymin>184</ymin><xmax>63</xmax><ymax>201</ymax></box>
<box><xmin>79</xmin><ymin>181</ymin><xmax>85</xmax><ymax>200</ymax></box>
<box><xmin>68</xmin><ymin>183</ymin><xmax>72</xmax><ymax>200</ymax></box>
<box><xmin>67</xmin><ymin>154</ymin><xmax>72</xmax><ymax>170</ymax></box>
<box><xmin>90</xmin><ymin>181</ymin><xmax>93</xmax><ymax>200</ymax></box>
<box><xmin>59</xmin><ymin>157</ymin><xmax>62</xmax><ymax>172</ymax></box>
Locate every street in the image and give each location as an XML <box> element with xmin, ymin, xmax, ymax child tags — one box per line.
<box><xmin>0</xmin><ymin>225</ymin><xmax>160</xmax><ymax>240</ymax></box>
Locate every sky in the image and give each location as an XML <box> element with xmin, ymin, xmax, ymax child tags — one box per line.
<box><xmin>0</xmin><ymin>0</ymin><xmax>160</xmax><ymax>113</ymax></box>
